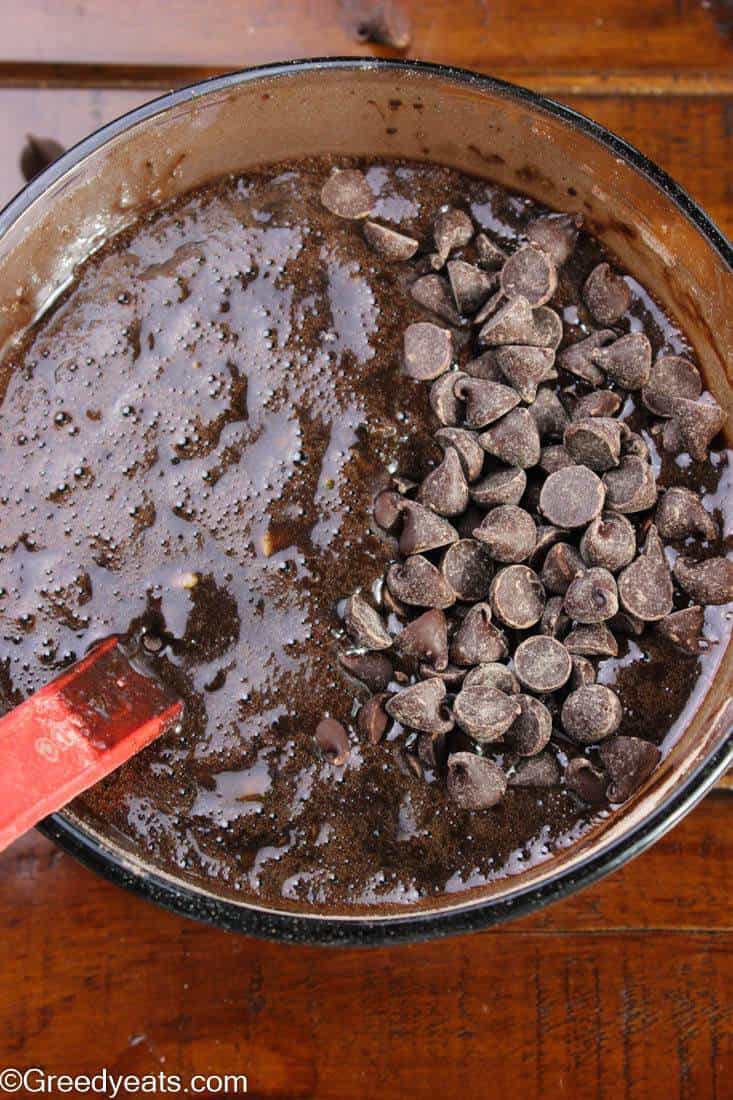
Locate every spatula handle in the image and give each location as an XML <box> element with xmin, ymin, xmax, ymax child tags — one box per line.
<box><xmin>0</xmin><ymin>638</ymin><xmax>182</xmax><ymax>852</ymax></box>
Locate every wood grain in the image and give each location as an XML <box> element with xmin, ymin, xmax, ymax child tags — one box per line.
<box><xmin>1</xmin><ymin>797</ymin><xmax>732</xmax><ymax>1098</ymax></box>
<box><xmin>0</xmin><ymin>0</ymin><xmax>731</xmax><ymax>87</ymax></box>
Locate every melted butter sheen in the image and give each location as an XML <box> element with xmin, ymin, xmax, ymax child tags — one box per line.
<box><xmin>0</xmin><ymin>159</ymin><xmax>729</xmax><ymax>912</ymax></box>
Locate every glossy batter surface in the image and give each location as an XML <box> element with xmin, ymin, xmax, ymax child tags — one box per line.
<box><xmin>0</xmin><ymin>160</ymin><xmax>729</xmax><ymax>910</ymax></box>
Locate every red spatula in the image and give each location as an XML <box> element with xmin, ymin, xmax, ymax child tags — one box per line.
<box><xmin>0</xmin><ymin>636</ymin><xmax>182</xmax><ymax>852</ymax></box>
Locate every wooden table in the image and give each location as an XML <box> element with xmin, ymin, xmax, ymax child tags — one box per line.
<box><xmin>0</xmin><ymin>4</ymin><xmax>731</xmax><ymax>1097</ymax></box>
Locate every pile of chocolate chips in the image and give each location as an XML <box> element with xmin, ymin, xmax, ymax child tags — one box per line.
<box><xmin>317</xmin><ymin>167</ymin><xmax>733</xmax><ymax>812</ymax></box>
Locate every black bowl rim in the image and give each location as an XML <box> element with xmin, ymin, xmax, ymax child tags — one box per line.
<box><xmin>5</xmin><ymin>56</ymin><xmax>731</xmax><ymax>946</ymax></box>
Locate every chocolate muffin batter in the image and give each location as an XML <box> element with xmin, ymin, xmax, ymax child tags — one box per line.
<box><xmin>0</xmin><ymin>159</ymin><xmax>730</xmax><ymax>911</ymax></box>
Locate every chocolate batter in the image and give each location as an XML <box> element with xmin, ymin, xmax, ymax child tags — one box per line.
<box><xmin>0</xmin><ymin>159</ymin><xmax>729</xmax><ymax>911</ymax></box>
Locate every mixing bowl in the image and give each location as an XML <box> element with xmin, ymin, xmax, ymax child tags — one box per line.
<box><xmin>1</xmin><ymin>58</ymin><xmax>730</xmax><ymax>944</ymax></box>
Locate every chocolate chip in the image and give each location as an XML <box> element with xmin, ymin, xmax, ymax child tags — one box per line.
<box><xmin>526</xmin><ymin>212</ymin><xmax>582</xmax><ymax>267</ymax></box>
<box><xmin>338</xmin><ymin>651</ymin><xmax>394</xmax><ymax>692</ymax></box>
<box><xmin>620</xmin><ymin>428</ymin><xmax>650</xmax><ymax>462</ymax></box>
<box><xmin>452</xmin><ymin>684</ymin><xmax>521</xmax><ymax>741</ymax></box>
<box><xmin>668</xmin><ymin>397</ymin><xmax>726</xmax><ymax>462</ymax></box>
<box><xmin>570</xmin><ymin>655</ymin><xmax>597</xmax><ymax>688</ymax></box>
<box><xmin>453</xmin><ymin>377</ymin><xmax>520</xmax><ymax>429</ymax></box>
<box><xmin>557</xmin><ymin>329</ymin><xmax>616</xmax><ymax>386</ymax></box>
<box><xmin>418</xmin><ymin>447</ymin><xmax>469</xmax><ymax>517</ymax></box>
<box><xmin>463</xmin><ymin>349</ymin><xmax>503</xmax><ymax>381</ymax></box>
<box><xmin>564</xmin><ymin>567</ymin><xmax>619</xmax><ymax>623</ymax></box>
<box><xmin>475</xmin><ymin>504</ymin><xmax>537</xmax><ymax>563</ymax></box>
<box><xmin>357</xmin><ymin>693</ymin><xmax>391</xmax><ymax>744</ymax></box>
<box><xmin>609</xmin><ymin>610</ymin><xmax>645</xmax><ymax>638</ymax></box>
<box><xmin>456</xmin><ymin>505</ymin><xmax>485</xmax><ymax>539</ymax></box>
<box><xmin>509</xmin><ymin>751</ymin><xmax>561</xmax><ymax>788</ymax></box>
<box><xmin>440</xmin><ymin>539</ymin><xmax>493</xmax><ymax>602</ymax></box>
<box><xmin>435</xmin><ymin>427</ymin><xmax>484</xmax><ymax>481</ymax></box>
<box><xmin>447</xmin><ymin>751</ymin><xmax>507</xmax><ymax>809</ymax></box>
<box><xmin>20</xmin><ymin>134</ymin><xmax>66</xmax><ymax>183</ymax></box>
<box><xmin>464</xmin><ymin>662</ymin><xmax>520</xmax><ymax>694</ymax></box>
<box><xmin>540</xmin><ymin>594</ymin><xmax>570</xmax><ymax>638</ymax></box>
<box><xmin>398</xmin><ymin>745</ymin><xmax>424</xmax><ymax>778</ymax></box>
<box><xmin>532</xmin><ymin>306</ymin><xmax>564</xmax><ymax>350</ymax></box>
<box><xmin>433</xmin><ymin>207</ymin><xmax>474</xmax><ymax>262</ymax></box>
<box><xmin>507</xmin><ymin>694</ymin><xmax>553</xmax><ymax>755</ymax></box>
<box><xmin>395</xmin><ymin>609</ymin><xmax>449</xmax><ymax>669</ymax></box>
<box><xmin>514</xmin><ymin>635</ymin><xmax>572</xmax><ymax>692</ymax></box>
<box><xmin>410</xmin><ymin>275</ymin><xmax>462</xmax><ymax>325</ymax></box>
<box><xmin>500</xmin><ymin>244</ymin><xmax>557</xmax><ymax>306</ymax></box>
<box><xmin>590</xmin><ymin>332</ymin><xmax>652</xmax><ymax>390</ymax></box>
<box><xmin>564</xmin><ymin>417</ymin><xmax>621</xmax><ymax>472</ymax></box>
<box><xmin>529</xmin><ymin>525</ymin><xmax>564</xmax><ymax>567</ymax></box>
<box><xmin>602</xmin><ymin>456</ymin><xmax>657</xmax><ymax>514</ymax></box>
<box><xmin>315</xmin><ymin>717</ymin><xmax>350</xmax><ymax>765</ymax></box>
<box><xmin>386</xmin><ymin>555</ymin><xmax>456</xmax><ymax>609</ymax></box>
<box><xmin>564</xmin><ymin>622</ymin><xmax>619</xmax><ymax>657</ymax></box>
<box><xmin>447</xmin><ymin>259</ymin><xmax>497</xmax><ymax>314</ymax></box>
<box><xmin>561</xmin><ymin>684</ymin><xmax>622</xmax><ymax>744</ymax></box>
<box><xmin>417</xmin><ymin>729</ymin><xmax>449</xmax><ymax>769</ymax></box>
<box><xmin>403</xmin><ymin>321</ymin><xmax>453</xmax><ymax>381</ymax></box>
<box><xmin>363</xmin><ymin>220</ymin><xmax>419</xmax><ymax>261</ymax></box>
<box><xmin>386</xmin><ymin>677</ymin><xmax>455</xmax><ymax>734</ymax></box>
<box><xmin>540</xmin><ymin>444</ymin><xmax>575</xmax><ymax>475</ymax></box>
<box><xmin>351</xmin><ymin>0</ymin><xmax>412</xmax><ymax>47</ymax></box>
<box><xmin>565</xmin><ymin>757</ymin><xmax>606</xmax><ymax>804</ymax></box>
<box><xmin>472</xmin><ymin>288</ymin><xmax>506</xmax><ymax>326</ymax></box>
<box><xmin>495</xmin><ymin>345</ymin><xmax>556</xmax><ymax>402</ymax></box>
<box><xmin>490</xmin><ymin>564</ymin><xmax>546</xmax><ymax>629</ymax></box>
<box><xmin>580</xmin><ymin>512</ymin><xmax>636</xmax><ymax>572</ymax></box>
<box><xmin>430</xmin><ymin>371</ymin><xmax>466</xmax><ymax>425</ymax></box>
<box><xmin>655</xmin><ymin>487</ymin><xmax>717</xmax><ymax>542</ymax></box>
<box><xmin>470</xmin><ymin>466</ymin><xmax>527</xmax><ymax>508</ymax></box>
<box><xmin>477</xmin><ymin>295</ymin><xmax>533</xmax><ymax>346</ymax></box>
<box><xmin>654</xmin><ymin>606</ymin><xmax>706</xmax><ymax>654</ymax></box>
<box><xmin>661</xmin><ymin>417</ymin><xmax>683</xmax><ymax>454</ymax></box>
<box><xmin>343</xmin><ymin>593</ymin><xmax>393</xmax><ymax>650</ymax></box>
<box><xmin>642</xmin><ymin>355</ymin><xmax>702</xmax><ymax>417</ymax></box>
<box><xmin>373</xmin><ymin>489</ymin><xmax>401</xmax><ymax>531</ymax></box>
<box><xmin>541</xmin><ymin>542</ymin><xmax>583</xmax><ymax>595</ymax></box>
<box><xmin>673</xmin><ymin>556</ymin><xmax>733</xmax><ymax>605</ymax></box>
<box><xmin>598</xmin><ymin>735</ymin><xmax>660</xmax><ymax>802</ymax></box>
<box><xmin>479</xmin><ymin>408</ymin><xmax>541</xmax><ymax>468</ymax></box>
<box><xmin>320</xmin><ymin>169</ymin><xmax>373</xmax><ymax>219</ymax></box>
<box><xmin>617</xmin><ymin>525</ymin><xmax>673</xmax><ymax>621</ymax></box>
<box><xmin>450</xmin><ymin>602</ymin><xmax>508</xmax><ymax>666</ymax></box>
<box><xmin>572</xmin><ymin>389</ymin><xmax>623</xmax><ymax>420</ymax></box>
<box><xmin>382</xmin><ymin>585</ymin><xmax>409</xmax><ymax>620</ymax></box>
<box><xmin>397</xmin><ymin>499</ymin><xmax>459</xmax><ymax>556</ymax></box>
<box><xmin>528</xmin><ymin>386</ymin><xmax>570</xmax><ymax>440</ymax></box>
<box><xmin>583</xmin><ymin>262</ymin><xmax>631</xmax><ymax>324</ymax></box>
<box><xmin>475</xmin><ymin>233</ymin><xmax>508</xmax><ymax>270</ymax></box>
<box><xmin>540</xmin><ymin>465</ymin><xmax>605</xmax><ymax>528</ymax></box>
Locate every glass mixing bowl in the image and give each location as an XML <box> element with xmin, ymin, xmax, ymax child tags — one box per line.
<box><xmin>1</xmin><ymin>59</ymin><xmax>730</xmax><ymax>944</ymax></box>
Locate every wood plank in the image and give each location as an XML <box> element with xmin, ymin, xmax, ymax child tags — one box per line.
<box><xmin>0</xmin><ymin>0</ymin><xmax>731</xmax><ymax>84</ymax></box>
<box><xmin>567</xmin><ymin>93</ymin><xmax>733</xmax><ymax>238</ymax></box>
<box><xmin>2</xmin><ymin>820</ymin><xmax>732</xmax><ymax>1100</ymax></box>
<box><xmin>0</xmin><ymin>88</ymin><xmax>152</xmax><ymax>208</ymax></box>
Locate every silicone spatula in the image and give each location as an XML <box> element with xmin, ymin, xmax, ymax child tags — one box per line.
<box><xmin>0</xmin><ymin>636</ymin><xmax>182</xmax><ymax>852</ymax></box>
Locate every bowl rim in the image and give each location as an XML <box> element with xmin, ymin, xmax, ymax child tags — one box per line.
<box><xmin>5</xmin><ymin>56</ymin><xmax>731</xmax><ymax>945</ymax></box>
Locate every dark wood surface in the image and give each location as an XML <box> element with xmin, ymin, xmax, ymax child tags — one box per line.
<box><xmin>0</xmin><ymin>3</ymin><xmax>731</xmax><ymax>1097</ymax></box>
